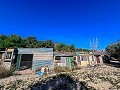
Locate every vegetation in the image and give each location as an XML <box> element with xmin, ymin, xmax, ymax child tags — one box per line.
<box><xmin>1</xmin><ymin>65</ymin><xmax>120</xmax><ymax>90</ymax></box>
<box><xmin>106</xmin><ymin>40</ymin><xmax>120</xmax><ymax>60</ymax></box>
<box><xmin>76</xmin><ymin>48</ymin><xmax>91</xmax><ymax>52</ymax></box>
<box><xmin>54</xmin><ymin>66</ymin><xmax>71</xmax><ymax>73</ymax></box>
<box><xmin>0</xmin><ymin>65</ymin><xmax>15</xmax><ymax>79</ymax></box>
<box><xmin>0</xmin><ymin>34</ymin><xmax>90</xmax><ymax>52</ymax></box>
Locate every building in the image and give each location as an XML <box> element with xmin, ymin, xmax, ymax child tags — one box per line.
<box><xmin>54</xmin><ymin>51</ymin><xmax>104</xmax><ymax>68</ymax></box>
<box><xmin>74</xmin><ymin>53</ymin><xmax>90</xmax><ymax>67</ymax></box>
<box><xmin>74</xmin><ymin>52</ymin><xmax>104</xmax><ymax>67</ymax></box>
<box><xmin>0</xmin><ymin>48</ymin><xmax>18</xmax><ymax>69</ymax></box>
<box><xmin>0</xmin><ymin>48</ymin><xmax>53</xmax><ymax>71</ymax></box>
<box><xmin>54</xmin><ymin>52</ymin><xmax>74</xmax><ymax>69</ymax></box>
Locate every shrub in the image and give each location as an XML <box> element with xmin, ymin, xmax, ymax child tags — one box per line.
<box><xmin>54</xmin><ymin>66</ymin><xmax>71</xmax><ymax>73</ymax></box>
<box><xmin>0</xmin><ymin>65</ymin><xmax>15</xmax><ymax>79</ymax></box>
<box><xmin>0</xmin><ymin>60</ymin><xmax>3</xmax><ymax>65</ymax></box>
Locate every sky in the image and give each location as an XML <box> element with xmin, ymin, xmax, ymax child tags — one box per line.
<box><xmin>0</xmin><ymin>0</ymin><xmax>120</xmax><ymax>49</ymax></box>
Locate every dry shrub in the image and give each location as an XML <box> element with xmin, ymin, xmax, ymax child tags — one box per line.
<box><xmin>0</xmin><ymin>65</ymin><xmax>15</xmax><ymax>79</ymax></box>
<box><xmin>0</xmin><ymin>60</ymin><xmax>3</xmax><ymax>65</ymax></box>
<box><xmin>54</xmin><ymin>66</ymin><xmax>71</xmax><ymax>73</ymax></box>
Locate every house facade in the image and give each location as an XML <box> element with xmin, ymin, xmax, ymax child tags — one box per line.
<box><xmin>74</xmin><ymin>52</ymin><xmax>104</xmax><ymax>67</ymax></box>
<box><xmin>0</xmin><ymin>48</ymin><xmax>53</xmax><ymax>71</ymax></box>
<box><xmin>54</xmin><ymin>52</ymin><xmax>74</xmax><ymax>69</ymax></box>
<box><xmin>0</xmin><ymin>48</ymin><xmax>18</xmax><ymax>69</ymax></box>
<box><xmin>0</xmin><ymin>49</ymin><xmax>104</xmax><ymax>71</ymax></box>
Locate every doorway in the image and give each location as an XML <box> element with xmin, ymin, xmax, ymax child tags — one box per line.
<box><xmin>96</xmin><ymin>56</ymin><xmax>100</xmax><ymax>63</ymax></box>
<box><xmin>20</xmin><ymin>54</ymin><xmax>33</xmax><ymax>70</ymax></box>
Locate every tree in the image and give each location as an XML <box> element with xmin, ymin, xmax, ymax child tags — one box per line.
<box><xmin>37</xmin><ymin>41</ymin><xmax>45</xmax><ymax>48</ymax></box>
<box><xmin>7</xmin><ymin>34</ymin><xmax>23</xmax><ymax>48</ymax></box>
<box><xmin>0</xmin><ymin>35</ymin><xmax>9</xmax><ymax>48</ymax></box>
<box><xmin>106</xmin><ymin>41</ymin><xmax>120</xmax><ymax>60</ymax></box>
<box><xmin>0</xmin><ymin>34</ymin><xmax>88</xmax><ymax>53</ymax></box>
<box><xmin>44</xmin><ymin>40</ymin><xmax>54</xmax><ymax>48</ymax></box>
<box><xmin>76</xmin><ymin>48</ymin><xmax>90</xmax><ymax>52</ymax></box>
<box><xmin>25</xmin><ymin>37</ymin><xmax>37</xmax><ymax>48</ymax></box>
<box><xmin>69</xmin><ymin>44</ymin><xmax>75</xmax><ymax>52</ymax></box>
<box><xmin>55</xmin><ymin>43</ymin><xmax>71</xmax><ymax>52</ymax></box>
<box><xmin>55</xmin><ymin>43</ymin><xmax>63</xmax><ymax>51</ymax></box>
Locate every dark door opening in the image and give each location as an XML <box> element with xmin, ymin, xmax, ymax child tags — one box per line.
<box><xmin>96</xmin><ymin>56</ymin><xmax>100</xmax><ymax>63</ymax></box>
<box><xmin>20</xmin><ymin>54</ymin><xmax>33</xmax><ymax>70</ymax></box>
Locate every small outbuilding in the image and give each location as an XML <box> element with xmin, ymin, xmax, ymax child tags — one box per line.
<box><xmin>16</xmin><ymin>48</ymin><xmax>53</xmax><ymax>71</ymax></box>
<box><xmin>74</xmin><ymin>52</ymin><xmax>104</xmax><ymax>67</ymax></box>
<box><xmin>54</xmin><ymin>52</ymin><xmax>74</xmax><ymax>69</ymax></box>
<box><xmin>0</xmin><ymin>48</ymin><xmax>53</xmax><ymax>71</ymax></box>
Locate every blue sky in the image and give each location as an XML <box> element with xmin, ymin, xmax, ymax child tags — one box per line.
<box><xmin>0</xmin><ymin>0</ymin><xmax>120</xmax><ymax>49</ymax></box>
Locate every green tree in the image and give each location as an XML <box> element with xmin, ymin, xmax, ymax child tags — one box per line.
<box><xmin>0</xmin><ymin>35</ymin><xmax>9</xmax><ymax>48</ymax></box>
<box><xmin>106</xmin><ymin>41</ymin><xmax>120</xmax><ymax>60</ymax></box>
<box><xmin>55</xmin><ymin>43</ymin><xmax>70</xmax><ymax>52</ymax></box>
<box><xmin>25</xmin><ymin>37</ymin><xmax>37</xmax><ymax>48</ymax></box>
<box><xmin>44</xmin><ymin>40</ymin><xmax>54</xmax><ymax>48</ymax></box>
<box><xmin>0</xmin><ymin>34</ymin><xmax>84</xmax><ymax>53</ymax></box>
<box><xmin>37</xmin><ymin>41</ymin><xmax>45</xmax><ymax>48</ymax></box>
<box><xmin>7</xmin><ymin>34</ymin><xmax>23</xmax><ymax>48</ymax></box>
<box><xmin>69</xmin><ymin>44</ymin><xmax>75</xmax><ymax>52</ymax></box>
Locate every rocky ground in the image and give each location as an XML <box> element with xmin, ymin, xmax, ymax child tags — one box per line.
<box><xmin>72</xmin><ymin>64</ymin><xmax>120</xmax><ymax>90</ymax></box>
<box><xmin>0</xmin><ymin>64</ymin><xmax>120</xmax><ymax>90</ymax></box>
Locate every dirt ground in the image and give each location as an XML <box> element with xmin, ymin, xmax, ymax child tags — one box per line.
<box><xmin>72</xmin><ymin>63</ymin><xmax>120</xmax><ymax>90</ymax></box>
<box><xmin>0</xmin><ymin>63</ymin><xmax>120</xmax><ymax>90</ymax></box>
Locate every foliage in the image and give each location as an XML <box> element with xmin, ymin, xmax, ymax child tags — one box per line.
<box><xmin>69</xmin><ymin>44</ymin><xmax>75</xmax><ymax>52</ymax></box>
<box><xmin>0</xmin><ymin>65</ymin><xmax>15</xmax><ymax>79</ymax></box>
<box><xmin>106</xmin><ymin>41</ymin><xmax>120</xmax><ymax>60</ymax></box>
<box><xmin>54</xmin><ymin>66</ymin><xmax>71</xmax><ymax>73</ymax></box>
<box><xmin>25</xmin><ymin>37</ymin><xmax>37</xmax><ymax>48</ymax></box>
<box><xmin>0</xmin><ymin>35</ymin><xmax>9</xmax><ymax>48</ymax></box>
<box><xmin>44</xmin><ymin>40</ymin><xmax>54</xmax><ymax>48</ymax></box>
<box><xmin>0</xmin><ymin>60</ymin><xmax>2</xmax><ymax>65</ymax></box>
<box><xmin>76</xmin><ymin>48</ymin><xmax>91</xmax><ymax>52</ymax></box>
<box><xmin>55</xmin><ymin>43</ymin><xmax>70</xmax><ymax>52</ymax></box>
<box><xmin>0</xmin><ymin>34</ymin><xmax>90</xmax><ymax>52</ymax></box>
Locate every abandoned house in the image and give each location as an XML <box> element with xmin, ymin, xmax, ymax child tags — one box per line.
<box><xmin>54</xmin><ymin>52</ymin><xmax>74</xmax><ymax>69</ymax></box>
<box><xmin>0</xmin><ymin>48</ymin><xmax>53</xmax><ymax>71</ymax></box>
<box><xmin>74</xmin><ymin>52</ymin><xmax>103</xmax><ymax>67</ymax></box>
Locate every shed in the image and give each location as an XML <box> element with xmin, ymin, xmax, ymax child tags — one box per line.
<box><xmin>75</xmin><ymin>52</ymin><xmax>104</xmax><ymax>67</ymax></box>
<box><xmin>16</xmin><ymin>48</ymin><xmax>53</xmax><ymax>71</ymax></box>
<box><xmin>54</xmin><ymin>52</ymin><xmax>74</xmax><ymax>69</ymax></box>
<box><xmin>75</xmin><ymin>54</ymin><xmax>90</xmax><ymax>66</ymax></box>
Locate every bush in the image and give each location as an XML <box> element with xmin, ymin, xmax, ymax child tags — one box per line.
<box><xmin>54</xmin><ymin>66</ymin><xmax>71</xmax><ymax>73</ymax></box>
<box><xmin>0</xmin><ymin>60</ymin><xmax>3</xmax><ymax>65</ymax></box>
<box><xmin>0</xmin><ymin>65</ymin><xmax>15</xmax><ymax>79</ymax></box>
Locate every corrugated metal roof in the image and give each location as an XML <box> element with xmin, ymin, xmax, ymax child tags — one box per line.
<box><xmin>54</xmin><ymin>52</ymin><xmax>75</xmax><ymax>56</ymax></box>
<box><xmin>18</xmin><ymin>48</ymin><xmax>53</xmax><ymax>54</ymax></box>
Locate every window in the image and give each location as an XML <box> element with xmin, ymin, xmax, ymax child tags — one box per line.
<box><xmin>92</xmin><ymin>56</ymin><xmax>94</xmax><ymax>61</ymax></box>
<box><xmin>66</xmin><ymin>58</ymin><xmax>70</xmax><ymax>61</ymax></box>
<box><xmin>5</xmin><ymin>52</ymin><xmax>13</xmax><ymax>60</ymax></box>
<box><xmin>81</xmin><ymin>56</ymin><xmax>88</xmax><ymax>61</ymax></box>
<box><xmin>55</xmin><ymin>56</ymin><xmax>61</xmax><ymax>60</ymax></box>
<box><xmin>74</xmin><ymin>57</ymin><xmax>76</xmax><ymax>60</ymax></box>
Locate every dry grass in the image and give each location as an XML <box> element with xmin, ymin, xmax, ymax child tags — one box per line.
<box><xmin>0</xmin><ymin>65</ymin><xmax>15</xmax><ymax>79</ymax></box>
<box><xmin>54</xmin><ymin>66</ymin><xmax>71</xmax><ymax>73</ymax></box>
<box><xmin>0</xmin><ymin>64</ymin><xmax>120</xmax><ymax>90</ymax></box>
<box><xmin>0</xmin><ymin>60</ymin><xmax>3</xmax><ymax>65</ymax></box>
<box><xmin>69</xmin><ymin>64</ymin><xmax>120</xmax><ymax>90</ymax></box>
